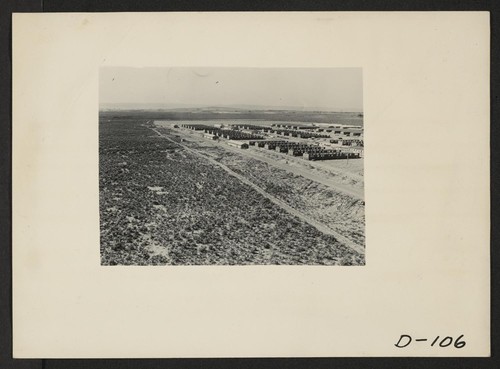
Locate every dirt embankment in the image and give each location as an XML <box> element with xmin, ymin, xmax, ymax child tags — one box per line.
<box><xmin>181</xmin><ymin>142</ymin><xmax>366</xmax><ymax>247</ymax></box>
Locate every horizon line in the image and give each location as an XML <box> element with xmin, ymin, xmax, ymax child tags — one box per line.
<box><xmin>99</xmin><ymin>102</ymin><xmax>364</xmax><ymax>112</ymax></box>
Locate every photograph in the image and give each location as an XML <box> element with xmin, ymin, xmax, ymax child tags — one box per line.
<box><xmin>12</xmin><ymin>11</ymin><xmax>490</xmax><ymax>359</ymax></box>
<box><xmin>99</xmin><ymin>67</ymin><xmax>365</xmax><ymax>266</ymax></box>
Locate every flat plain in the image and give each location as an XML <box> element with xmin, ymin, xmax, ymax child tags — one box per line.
<box><xmin>99</xmin><ymin>112</ymin><xmax>365</xmax><ymax>265</ymax></box>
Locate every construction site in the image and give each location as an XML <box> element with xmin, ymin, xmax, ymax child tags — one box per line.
<box><xmin>179</xmin><ymin>121</ymin><xmax>364</xmax><ymax>161</ymax></box>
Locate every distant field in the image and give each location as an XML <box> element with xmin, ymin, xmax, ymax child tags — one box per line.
<box><xmin>99</xmin><ymin>109</ymin><xmax>363</xmax><ymax>126</ymax></box>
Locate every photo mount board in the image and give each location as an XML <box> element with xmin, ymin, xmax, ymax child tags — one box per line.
<box><xmin>12</xmin><ymin>12</ymin><xmax>490</xmax><ymax>358</ymax></box>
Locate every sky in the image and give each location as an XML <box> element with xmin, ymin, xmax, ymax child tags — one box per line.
<box><xmin>99</xmin><ymin>67</ymin><xmax>363</xmax><ymax>111</ymax></box>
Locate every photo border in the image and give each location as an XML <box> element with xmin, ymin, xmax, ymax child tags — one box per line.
<box><xmin>2</xmin><ymin>0</ymin><xmax>498</xmax><ymax>368</ymax></box>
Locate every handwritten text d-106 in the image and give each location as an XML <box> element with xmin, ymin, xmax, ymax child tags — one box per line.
<box><xmin>395</xmin><ymin>335</ymin><xmax>466</xmax><ymax>349</ymax></box>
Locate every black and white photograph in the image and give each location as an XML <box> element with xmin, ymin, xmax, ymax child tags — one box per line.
<box><xmin>12</xmin><ymin>11</ymin><xmax>490</xmax><ymax>359</ymax></box>
<box><xmin>99</xmin><ymin>67</ymin><xmax>365</xmax><ymax>265</ymax></box>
